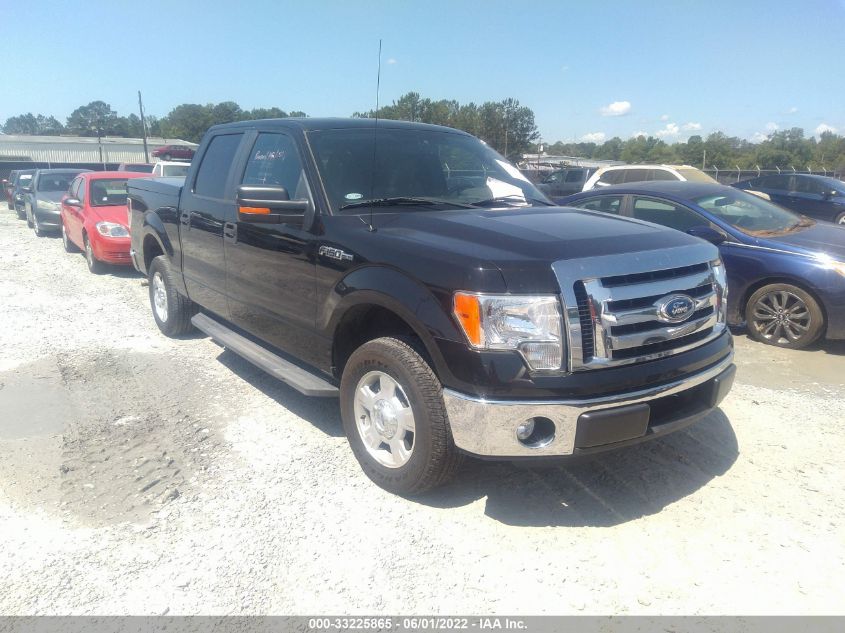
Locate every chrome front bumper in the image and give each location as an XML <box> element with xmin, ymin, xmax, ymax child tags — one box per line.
<box><xmin>443</xmin><ymin>352</ymin><xmax>735</xmax><ymax>458</ymax></box>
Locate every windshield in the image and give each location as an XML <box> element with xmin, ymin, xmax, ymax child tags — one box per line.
<box><xmin>36</xmin><ymin>173</ymin><xmax>75</xmax><ymax>192</ymax></box>
<box><xmin>677</xmin><ymin>168</ymin><xmax>717</xmax><ymax>183</ymax></box>
<box><xmin>90</xmin><ymin>178</ymin><xmax>131</xmax><ymax>207</ymax></box>
<box><xmin>694</xmin><ymin>188</ymin><xmax>813</xmax><ymax>236</ymax></box>
<box><xmin>307</xmin><ymin>127</ymin><xmax>548</xmax><ymax>212</ymax></box>
<box><xmin>161</xmin><ymin>165</ymin><xmax>189</xmax><ymax>177</ymax></box>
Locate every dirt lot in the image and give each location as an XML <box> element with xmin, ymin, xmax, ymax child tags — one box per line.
<box><xmin>0</xmin><ymin>203</ymin><xmax>843</xmax><ymax>616</ymax></box>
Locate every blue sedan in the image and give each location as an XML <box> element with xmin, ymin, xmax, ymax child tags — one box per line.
<box><xmin>561</xmin><ymin>181</ymin><xmax>845</xmax><ymax>349</ymax></box>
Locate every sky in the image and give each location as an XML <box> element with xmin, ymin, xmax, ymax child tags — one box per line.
<box><xmin>3</xmin><ymin>0</ymin><xmax>845</xmax><ymax>144</ymax></box>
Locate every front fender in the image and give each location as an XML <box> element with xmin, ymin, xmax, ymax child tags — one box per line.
<box><xmin>319</xmin><ymin>265</ymin><xmax>465</xmax><ymax>382</ymax></box>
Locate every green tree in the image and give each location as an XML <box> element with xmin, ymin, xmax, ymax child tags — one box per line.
<box><xmin>66</xmin><ymin>101</ymin><xmax>119</xmax><ymax>136</ymax></box>
<box><xmin>2</xmin><ymin>113</ymin><xmax>64</xmax><ymax>135</ymax></box>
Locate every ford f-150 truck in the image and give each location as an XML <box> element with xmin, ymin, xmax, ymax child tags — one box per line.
<box><xmin>128</xmin><ymin>118</ymin><xmax>735</xmax><ymax>494</ymax></box>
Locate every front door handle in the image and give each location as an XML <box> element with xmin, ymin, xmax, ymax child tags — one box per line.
<box><xmin>223</xmin><ymin>222</ymin><xmax>237</xmax><ymax>242</ymax></box>
<box><xmin>180</xmin><ymin>211</ymin><xmax>190</xmax><ymax>226</ymax></box>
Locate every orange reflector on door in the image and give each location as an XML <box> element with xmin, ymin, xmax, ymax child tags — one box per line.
<box><xmin>239</xmin><ymin>206</ymin><xmax>271</xmax><ymax>215</ymax></box>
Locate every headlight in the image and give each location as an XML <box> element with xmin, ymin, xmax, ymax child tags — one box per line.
<box><xmin>453</xmin><ymin>293</ymin><xmax>563</xmax><ymax>371</ymax></box>
<box><xmin>96</xmin><ymin>222</ymin><xmax>130</xmax><ymax>237</ymax></box>
<box><xmin>712</xmin><ymin>259</ymin><xmax>728</xmax><ymax>325</ymax></box>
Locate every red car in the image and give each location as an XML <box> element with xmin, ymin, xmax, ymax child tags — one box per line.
<box><xmin>151</xmin><ymin>144</ymin><xmax>194</xmax><ymax>161</ymax></box>
<box><xmin>60</xmin><ymin>171</ymin><xmax>149</xmax><ymax>273</ymax></box>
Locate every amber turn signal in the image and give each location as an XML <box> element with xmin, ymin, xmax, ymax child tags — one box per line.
<box><xmin>453</xmin><ymin>292</ymin><xmax>483</xmax><ymax>347</ymax></box>
<box><xmin>239</xmin><ymin>206</ymin><xmax>271</xmax><ymax>215</ymax></box>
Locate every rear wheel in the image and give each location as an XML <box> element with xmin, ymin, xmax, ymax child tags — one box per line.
<box><xmin>746</xmin><ymin>283</ymin><xmax>824</xmax><ymax>349</ymax></box>
<box><xmin>84</xmin><ymin>234</ymin><xmax>105</xmax><ymax>274</ymax></box>
<box><xmin>835</xmin><ymin>212</ymin><xmax>845</xmax><ymax>225</ymax></box>
<box><xmin>148</xmin><ymin>255</ymin><xmax>197</xmax><ymax>337</ymax></box>
<box><xmin>26</xmin><ymin>208</ymin><xmax>33</xmax><ymax>228</ymax></box>
<box><xmin>62</xmin><ymin>222</ymin><xmax>79</xmax><ymax>252</ymax></box>
<box><xmin>340</xmin><ymin>337</ymin><xmax>463</xmax><ymax>495</ymax></box>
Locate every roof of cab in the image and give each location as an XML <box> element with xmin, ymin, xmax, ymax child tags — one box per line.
<box><xmin>206</xmin><ymin>117</ymin><xmax>471</xmax><ymax>136</ymax></box>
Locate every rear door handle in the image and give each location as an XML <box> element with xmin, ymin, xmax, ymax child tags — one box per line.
<box><xmin>223</xmin><ymin>222</ymin><xmax>237</xmax><ymax>242</ymax></box>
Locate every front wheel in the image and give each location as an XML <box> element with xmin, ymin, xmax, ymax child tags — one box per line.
<box><xmin>340</xmin><ymin>337</ymin><xmax>463</xmax><ymax>495</ymax></box>
<box><xmin>835</xmin><ymin>211</ymin><xmax>845</xmax><ymax>225</ymax></box>
<box><xmin>148</xmin><ymin>255</ymin><xmax>197</xmax><ymax>337</ymax></box>
<box><xmin>746</xmin><ymin>283</ymin><xmax>824</xmax><ymax>349</ymax></box>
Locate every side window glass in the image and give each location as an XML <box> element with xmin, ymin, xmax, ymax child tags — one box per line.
<box><xmin>623</xmin><ymin>168</ymin><xmax>650</xmax><ymax>183</ymax></box>
<box><xmin>194</xmin><ymin>133</ymin><xmax>243</xmax><ymax>199</ymax></box>
<box><xmin>572</xmin><ymin>195</ymin><xmax>623</xmax><ymax>214</ymax></box>
<box><xmin>794</xmin><ymin>177</ymin><xmax>823</xmax><ymax>195</ymax></box>
<box><xmin>565</xmin><ymin>170</ymin><xmax>584</xmax><ymax>183</ymax></box>
<box><xmin>68</xmin><ymin>178</ymin><xmax>80</xmax><ymax>199</ymax></box>
<box><xmin>598</xmin><ymin>170</ymin><xmax>622</xmax><ymax>185</ymax></box>
<box><xmin>78</xmin><ymin>178</ymin><xmax>86</xmax><ymax>204</ymax></box>
<box><xmin>764</xmin><ymin>175</ymin><xmax>790</xmax><ymax>190</ymax></box>
<box><xmin>242</xmin><ymin>133</ymin><xmax>308</xmax><ymax>199</ymax></box>
<box><xmin>631</xmin><ymin>197</ymin><xmax>704</xmax><ymax>231</ymax></box>
<box><xmin>649</xmin><ymin>169</ymin><xmax>676</xmax><ymax>181</ymax></box>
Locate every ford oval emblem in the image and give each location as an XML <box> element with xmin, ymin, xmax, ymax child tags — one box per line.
<box><xmin>657</xmin><ymin>294</ymin><xmax>696</xmax><ymax>323</ymax></box>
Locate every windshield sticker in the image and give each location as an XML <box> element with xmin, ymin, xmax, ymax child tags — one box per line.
<box><xmin>345</xmin><ymin>193</ymin><xmax>363</xmax><ymax>200</ymax></box>
<box><xmin>495</xmin><ymin>159</ymin><xmax>530</xmax><ymax>182</ymax></box>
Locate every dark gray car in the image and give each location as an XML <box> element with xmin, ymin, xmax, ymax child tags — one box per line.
<box><xmin>11</xmin><ymin>169</ymin><xmax>36</xmax><ymax>219</ymax></box>
<box><xmin>536</xmin><ymin>167</ymin><xmax>596</xmax><ymax>201</ymax></box>
<box><xmin>23</xmin><ymin>168</ymin><xmax>91</xmax><ymax>236</ymax></box>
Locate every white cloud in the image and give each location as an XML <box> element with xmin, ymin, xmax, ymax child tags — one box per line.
<box><xmin>599</xmin><ymin>101</ymin><xmax>631</xmax><ymax>117</ymax></box>
<box><xmin>815</xmin><ymin>123</ymin><xmax>838</xmax><ymax>136</ymax></box>
<box><xmin>682</xmin><ymin>122</ymin><xmax>702</xmax><ymax>131</ymax></box>
<box><xmin>581</xmin><ymin>132</ymin><xmax>606</xmax><ymax>143</ymax></box>
<box><xmin>660</xmin><ymin>114</ymin><xmax>670</xmax><ymax>121</ymax></box>
<box><xmin>386</xmin><ymin>58</ymin><xmax>397</xmax><ymax>65</ymax></box>
<box><xmin>655</xmin><ymin>122</ymin><xmax>680</xmax><ymax>138</ymax></box>
<box><xmin>788</xmin><ymin>106</ymin><xmax>799</xmax><ymax>114</ymax></box>
<box><xmin>765</xmin><ymin>122</ymin><xmax>779</xmax><ymax>132</ymax></box>
<box><xmin>631</xmin><ymin>130</ymin><xmax>648</xmax><ymax>138</ymax></box>
<box><xmin>751</xmin><ymin>132</ymin><xmax>769</xmax><ymax>143</ymax></box>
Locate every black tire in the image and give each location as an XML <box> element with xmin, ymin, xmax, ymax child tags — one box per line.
<box><xmin>15</xmin><ymin>206</ymin><xmax>25</xmax><ymax>220</ymax></box>
<box><xmin>835</xmin><ymin>211</ymin><xmax>845</xmax><ymax>226</ymax></box>
<box><xmin>26</xmin><ymin>208</ymin><xmax>33</xmax><ymax>228</ymax></box>
<box><xmin>61</xmin><ymin>222</ymin><xmax>79</xmax><ymax>253</ymax></box>
<box><xmin>83</xmin><ymin>234</ymin><xmax>106</xmax><ymax>274</ymax></box>
<box><xmin>33</xmin><ymin>214</ymin><xmax>45</xmax><ymax>237</ymax></box>
<box><xmin>746</xmin><ymin>283</ymin><xmax>824</xmax><ymax>349</ymax></box>
<box><xmin>148</xmin><ymin>255</ymin><xmax>197</xmax><ymax>337</ymax></box>
<box><xmin>340</xmin><ymin>336</ymin><xmax>463</xmax><ymax>495</ymax></box>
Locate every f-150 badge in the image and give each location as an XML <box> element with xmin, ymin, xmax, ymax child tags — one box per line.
<box><xmin>319</xmin><ymin>246</ymin><xmax>354</xmax><ymax>262</ymax></box>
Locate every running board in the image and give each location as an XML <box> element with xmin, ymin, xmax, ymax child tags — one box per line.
<box><xmin>191</xmin><ymin>313</ymin><xmax>339</xmax><ymax>397</ymax></box>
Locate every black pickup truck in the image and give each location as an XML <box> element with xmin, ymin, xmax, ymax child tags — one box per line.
<box><xmin>128</xmin><ymin>118</ymin><xmax>735</xmax><ymax>494</ymax></box>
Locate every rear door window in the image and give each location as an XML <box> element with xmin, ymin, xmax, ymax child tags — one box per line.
<box><xmin>194</xmin><ymin>133</ymin><xmax>243</xmax><ymax>200</ymax></box>
<box><xmin>648</xmin><ymin>168</ymin><xmax>677</xmax><ymax>181</ymax></box>
<box><xmin>565</xmin><ymin>169</ymin><xmax>585</xmax><ymax>183</ymax></box>
<box><xmin>598</xmin><ymin>169</ymin><xmax>624</xmax><ymax>185</ymax></box>
<box><xmin>570</xmin><ymin>195</ymin><xmax>624</xmax><ymax>214</ymax></box>
<box><xmin>761</xmin><ymin>175</ymin><xmax>790</xmax><ymax>190</ymax></box>
<box><xmin>631</xmin><ymin>196</ymin><xmax>704</xmax><ymax>231</ymax></box>
<box><xmin>622</xmin><ymin>169</ymin><xmax>650</xmax><ymax>184</ymax></box>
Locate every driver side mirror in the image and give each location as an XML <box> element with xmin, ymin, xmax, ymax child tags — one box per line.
<box><xmin>687</xmin><ymin>225</ymin><xmax>728</xmax><ymax>245</ymax></box>
<box><xmin>236</xmin><ymin>185</ymin><xmax>309</xmax><ymax>225</ymax></box>
<box><xmin>64</xmin><ymin>197</ymin><xmax>81</xmax><ymax>208</ymax></box>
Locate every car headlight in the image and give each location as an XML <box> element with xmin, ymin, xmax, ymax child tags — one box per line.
<box><xmin>711</xmin><ymin>259</ymin><xmax>728</xmax><ymax>325</ymax></box>
<box><xmin>96</xmin><ymin>222</ymin><xmax>130</xmax><ymax>237</ymax></box>
<box><xmin>453</xmin><ymin>293</ymin><xmax>563</xmax><ymax>371</ymax></box>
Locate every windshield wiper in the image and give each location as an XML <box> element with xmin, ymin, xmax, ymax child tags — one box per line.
<box><xmin>470</xmin><ymin>195</ymin><xmax>555</xmax><ymax>208</ymax></box>
<box><xmin>339</xmin><ymin>196</ymin><xmax>477</xmax><ymax>211</ymax></box>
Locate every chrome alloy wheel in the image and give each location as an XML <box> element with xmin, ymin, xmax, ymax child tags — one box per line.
<box><xmin>353</xmin><ymin>370</ymin><xmax>416</xmax><ymax>468</ymax></box>
<box><xmin>752</xmin><ymin>290</ymin><xmax>811</xmax><ymax>344</ymax></box>
<box><xmin>152</xmin><ymin>271</ymin><xmax>169</xmax><ymax>323</ymax></box>
<box><xmin>85</xmin><ymin>238</ymin><xmax>95</xmax><ymax>266</ymax></box>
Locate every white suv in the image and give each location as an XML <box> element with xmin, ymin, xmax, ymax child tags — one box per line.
<box><xmin>582</xmin><ymin>164</ymin><xmax>716</xmax><ymax>191</ymax></box>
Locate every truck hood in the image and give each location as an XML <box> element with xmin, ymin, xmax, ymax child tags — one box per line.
<box><xmin>371</xmin><ymin>206</ymin><xmax>711</xmax><ymax>293</ymax></box>
<box><xmin>753</xmin><ymin>222</ymin><xmax>845</xmax><ymax>261</ymax></box>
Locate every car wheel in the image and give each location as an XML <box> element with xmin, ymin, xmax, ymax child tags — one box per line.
<box><xmin>16</xmin><ymin>206</ymin><xmax>25</xmax><ymax>220</ymax></box>
<box><xmin>84</xmin><ymin>234</ymin><xmax>105</xmax><ymax>274</ymax></box>
<box><xmin>26</xmin><ymin>208</ymin><xmax>33</xmax><ymax>228</ymax></box>
<box><xmin>340</xmin><ymin>336</ymin><xmax>463</xmax><ymax>495</ymax></box>
<box><xmin>835</xmin><ymin>212</ymin><xmax>845</xmax><ymax>225</ymax></box>
<box><xmin>61</xmin><ymin>222</ymin><xmax>79</xmax><ymax>253</ymax></box>
<box><xmin>148</xmin><ymin>255</ymin><xmax>197</xmax><ymax>337</ymax></box>
<box><xmin>162</xmin><ymin>153</ymin><xmax>171</xmax><ymax>161</ymax></box>
<box><xmin>746</xmin><ymin>283</ymin><xmax>824</xmax><ymax>349</ymax></box>
<box><xmin>33</xmin><ymin>214</ymin><xmax>44</xmax><ymax>237</ymax></box>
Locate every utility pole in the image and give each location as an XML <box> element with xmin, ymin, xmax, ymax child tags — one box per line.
<box><xmin>138</xmin><ymin>90</ymin><xmax>150</xmax><ymax>163</ymax></box>
<box><xmin>702</xmin><ymin>149</ymin><xmax>706</xmax><ymax>170</ymax></box>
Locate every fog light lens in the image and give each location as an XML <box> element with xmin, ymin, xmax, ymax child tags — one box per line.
<box><xmin>518</xmin><ymin>341</ymin><xmax>562</xmax><ymax>371</ymax></box>
<box><xmin>516</xmin><ymin>419</ymin><xmax>535</xmax><ymax>441</ymax></box>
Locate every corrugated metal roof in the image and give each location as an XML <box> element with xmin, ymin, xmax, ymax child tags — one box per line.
<box><xmin>0</xmin><ymin>135</ymin><xmax>197</xmax><ymax>163</ymax></box>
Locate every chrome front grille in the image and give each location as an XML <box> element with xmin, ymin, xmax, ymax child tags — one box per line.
<box><xmin>552</xmin><ymin>243</ymin><xmax>727</xmax><ymax>371</ymax></box>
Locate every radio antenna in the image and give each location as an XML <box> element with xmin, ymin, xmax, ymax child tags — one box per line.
<box><xmin>365</xmin><ymin>39</ymin><xmax>382</xmax><ymax>232</ymax></box>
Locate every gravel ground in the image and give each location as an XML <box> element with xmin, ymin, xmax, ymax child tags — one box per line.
<box><xmin>0</xmin><ymin>202</ymin><xmax>843</xmax><ymax>615</ymax></box>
